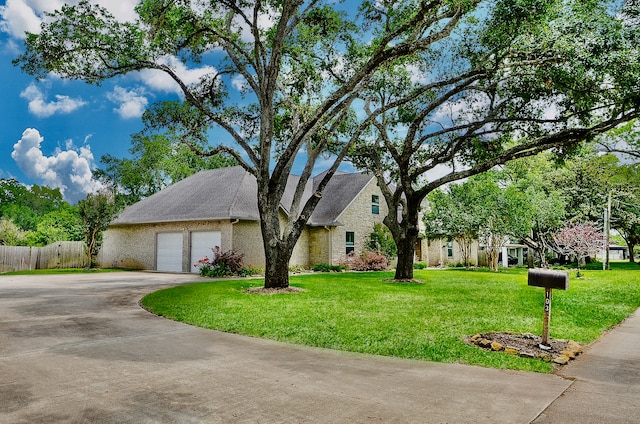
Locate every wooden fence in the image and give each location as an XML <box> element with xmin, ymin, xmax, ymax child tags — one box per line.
<box><xmin>0</xmin><ymin>241</ymin><xmax>88</xmax><ymax>272</ymax></box>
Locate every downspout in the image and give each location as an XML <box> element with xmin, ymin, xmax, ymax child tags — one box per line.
<box><xmin>230</xmin><ymin>219</ymin><xmax>239</xmax><ymax>250</ymax></box>
<box><xmin>325</xmin><ymin>226</ymin><xmax>332</xmax><ymax>265</ymax></box>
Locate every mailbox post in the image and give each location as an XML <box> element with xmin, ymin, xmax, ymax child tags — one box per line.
<box><xmin>528</xmin><ymin>269</ymin><xmax>569</xmax><ymax>348</ymax></box>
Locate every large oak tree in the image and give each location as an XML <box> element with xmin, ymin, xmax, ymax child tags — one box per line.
<box><xmin>350</xmin><ymin>0</ymin><xmax>640</xmax><ymax>279</ymax></box>
<box><xmin>15</xmin><ymin>0</ymin><xmax>486</xmax><ymax>288</ymax></box>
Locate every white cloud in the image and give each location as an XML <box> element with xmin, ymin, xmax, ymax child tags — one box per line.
<box><xmin>107</xmin><ymin>86</ymin><xmax>148</xmax><ymax>119</ymax></box>
<box><xmin>0</xmin><ymin>0</ymin><xmax>51</xmax><ymax>39</ymax></box>
<box><xmin>136</xmin><ymin>55</ymin><xmax>216</xmax><ymax>96</ymax></box>
<box><xmin>406</xmin><ymin>64</ymin><xmax>429</xmax><ymax>85</ymax></box>
<box><xmin>231</xmin><ymin>75</ymin><xmax>248</xmax><ymax>91</ymax></box>
<box><xmin>11</xmin><ymin>128</ymin><xmax>102</xmax><ymax>203</ymax></box>
<box><xmin>20</xmin><ymin>83</ymin><xmax>87</xmax><ymax>118</ymax></box>
<box><xmin>0</xmin><ymin>0</ymin><xmax>137</xmax><ymax>39</ymax></box>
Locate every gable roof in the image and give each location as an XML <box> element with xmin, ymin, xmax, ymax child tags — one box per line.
<box><xmin>307</xmin><ymin>171</ymin><xmax>375</xmax><ymax>226</ymax></box>
<box><xmin>110</xmin><ymin>166</ymin><xmax>374</xmax><ymax>227</ymax></box>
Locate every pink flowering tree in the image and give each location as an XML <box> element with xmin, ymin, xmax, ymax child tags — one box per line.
<box><xmin>552</xmin><ymin>223</ymin><xmax>605</xmax><ymax>267</ymax></box>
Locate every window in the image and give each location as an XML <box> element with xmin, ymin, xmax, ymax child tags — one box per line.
<box><xmin>371</xmin><ymin>195</ymin><xmax>380</xmax><ymax>214</ymax></box>
<box><xmin>346</xmin><ymin>231</ymin><xmax>355</xmax><ymax>254</ymax></box>
<box><xmin>447</xmin><ymin>241</ymin><xmax>454</xmax><ymax>258</ymax></box>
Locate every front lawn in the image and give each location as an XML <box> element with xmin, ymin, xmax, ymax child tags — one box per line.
<box><xmin>141</xmin><ymin>264</ymin><xmax>640</xmax><ymax>373</ymax></box>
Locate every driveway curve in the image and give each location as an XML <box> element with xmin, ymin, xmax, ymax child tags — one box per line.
<box><xmin>0</xmin><ymin>272</ymin><xmax>571</xmax><ymax>423</ymax></box>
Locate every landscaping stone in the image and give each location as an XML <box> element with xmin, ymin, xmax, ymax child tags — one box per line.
<box><xmin>567</xmin><ymin>340</ymin><xmax>583</xmax><ymax>353</ymax></box>
<box><xmin>539</xmin><ymin>352</ymin><xmax>553</xmax><ymax>361</ymax></box>
<box><xmin>466</xmin><ymin>332</ymin><xmax>583</xmax><ymax>366</ymax></box>
<box><xmin>478</xmin><ymin>339</ymin><xmax>492</xmax><ymax>348</ymax></box>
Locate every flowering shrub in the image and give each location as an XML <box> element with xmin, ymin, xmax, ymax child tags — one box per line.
<box><xmin>194</xmin><ymin>246</ymin><xmax>245</xmax><ymax>277</ymax></box>
<box><xmin>340</xmin><ymin>250</ymin><xmax>388</xmax><ymax>271</ymax></box>
<box><xmin>552</xmin><ymin>223</ymin><xmax>604</xmax><ymax>267</ymax></box>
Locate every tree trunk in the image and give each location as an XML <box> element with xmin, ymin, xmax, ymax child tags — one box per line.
<box><xmin>394</xmin><ymin>232</ymin><xmax>418</xmax><ymax>280</ymax></box>
<box><xmin>629</xmin><ymin>242</ymin><xmax>636</xmax><ymax>263</ymax></box>
<box><xmin>264</xmin><ymin>248</ymin><xmax>292</xmax><ymax>288</ymax></box>
<box><xmin>259</xmin><ymin>210</ymin><xmax>294</xmax><ymax>288</ymax></box>
<box><xmin>258</xmin><ymin>185</ymin><xmax>304</xmax><ymax>289</ymax></box>
<box><xmin>388</xmin><ymin>197</ymin><xmax>421</xmax><ymax>281</ymax></box>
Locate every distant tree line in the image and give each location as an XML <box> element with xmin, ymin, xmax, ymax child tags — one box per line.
<box><xmin>424</xmin><ymin>147</ymin><xmax>640</xmax><ymax>268</ymax></box>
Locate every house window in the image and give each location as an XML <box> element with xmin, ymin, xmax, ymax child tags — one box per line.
<box><xmin>447</xmin><ymin>241</ymin><xmax>454</xmax><ymax>258</ymax></box>
<box><xmin>372</xmin><ymin>195</ymin><xmax>380</xmax><ymax>214</ymax></box>
<box><xmin>346</xmin><ymin>231</ymin><xmax>355</xmax><ymax>254</ymax></box>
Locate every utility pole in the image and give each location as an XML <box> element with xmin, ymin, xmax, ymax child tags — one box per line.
<box><xmin>604</xmin><ymin>191</ymin><xmax>612</xmax><ymax>270</ymax></box>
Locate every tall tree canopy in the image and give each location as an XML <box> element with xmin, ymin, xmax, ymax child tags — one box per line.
<box><xmin>95</xmin><ymin>113</ymin><xmax>237</xmax><ymax>210</ymax></box>
<box><xmin>16</xmin><ymin>0</ymin><xmax>640</xmax><ymax>284</ymax></box>
<box><xmin>16</xmin><ymin>0</ymin><xmax>488</xmax><ymax>288</ymax></box>
<box><xmin>351</xmin><ymin>0</ymin><xmax>640</xmax><ymax>279</ymax></box>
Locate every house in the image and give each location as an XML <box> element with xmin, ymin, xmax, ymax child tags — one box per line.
<box><xmin>419</xmin><ymin>238</ymin><xmax>481</xmax><ymax>267</ymax></box>
<box><xmin>100</xmin><ymin>166</ymin><xmax>388</xmax><ymax>272</ymax></box>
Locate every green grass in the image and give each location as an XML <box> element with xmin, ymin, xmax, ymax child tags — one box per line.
<box><xmin>141</xmin><ymin>263</ymin><xmax>640</xmax><ymax>373</ymax></box>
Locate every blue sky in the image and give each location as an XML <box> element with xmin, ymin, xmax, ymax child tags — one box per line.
<box><xmin>0</xmin><ymin>0</ymin><xmax>216</xmax><ymax>203</ymax></box>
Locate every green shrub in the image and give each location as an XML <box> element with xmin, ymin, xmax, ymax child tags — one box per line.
<box><xmin>367</xmin><ymin>223</ymin><xmax>397</xmax><ymax>259</ymax></box>
<box><xmin>413</xmin><ymin>262</ymin><xmax>427</xmax><ymax>269</ymax></box>
<box><xmin>312</xmin><ymin>263</ymin><xmax>346</xmax><ymax>272</ymax></box>
<box><xmin>583</xmin><ymin>261</ymin><xmax>603</xmax><ymax>270</ymax></box>
<box><xmin>237</xmin><ymin>265</ymin><xmax>264</xmax><ymax>277</ymax></box>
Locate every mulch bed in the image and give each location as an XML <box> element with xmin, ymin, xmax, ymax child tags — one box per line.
<box><xmin>244</xmin><ymin>287</ymin><xmax>306</xmax><ymax>295</ymax></box>
<box><xmin>466</xmin><ymin>332</ymin><xmax>582</xmax><ymax>364</ymax></box>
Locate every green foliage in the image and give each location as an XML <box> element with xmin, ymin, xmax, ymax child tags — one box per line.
<box><xmin>78</xmin><ymin>192</ymin><xmax>117</xmax><ymax>267</ymax></box>
<box><xmin>141</xmin><ymin>265</ymin><xmax>640</xmax><ymax>373</ymax></box>
<box><xmin>413</xmin><ymin>262</ymin><xmax>427</xmax><ymax>269</ymax></box>
<box><xmin>311</xmin><ymin>263</ymin><xmax>347</xmax><ymax>273</ymax></box>
<box><xmin>367</xmin><ymin>223</ymin><xmax>397</xmax><ymax>259</ymax></box>
<box><xmin>0</xmin><ymin>218</ymin><xmax>28</xmax><ymax>246</ymax></box>
<box><xmin>15</xmin><ymin>0</ymin><xmax>640</xmax><ymax>287</ymax></box>
<box><xmin>95</xmin><ymin>117</ymin><xmax>237</xmax><ymax>209</ymax></box>
<box><xmin>238</xmin><ymin>265</ymin><xmax>265</xmax><ymax>277</ymax></box>
<box><xmin>0</xmin><ymin>179</ymin><xmax>82</xmax><ymax>247</ymax></box>
<box><xmin>425</xmin><ymin>172</ymin><xmax>533</xmax><ymax>270</ymax></box>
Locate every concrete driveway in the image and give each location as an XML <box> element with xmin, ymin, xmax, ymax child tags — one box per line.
<box><xmin>0</xmin><ymin>271</ymin><xmax>575</xmax><ymax>423</ymax></box>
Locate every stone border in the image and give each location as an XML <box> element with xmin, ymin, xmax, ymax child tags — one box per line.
<box><xmin>468</xmin><ymin>333</ymin><xmax>583</xmax><ymax>365</ymax></box>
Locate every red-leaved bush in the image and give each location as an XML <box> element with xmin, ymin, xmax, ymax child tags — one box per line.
<box><xmin>194</xmin><ymin>246</ymin><xmax>245</xmax><ymax>277</ymax></box>
<box><xmin>340</xmin><ymin>250</ymin><xmax>388</xmax><ymax>271</ymax></box>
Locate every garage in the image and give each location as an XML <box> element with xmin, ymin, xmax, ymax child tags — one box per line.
<box><xmin>190</xmin><ymin>231</ymin><xmax>222</xmax><ymax>273</ymax></box>
<box><xmin>156</xmin><ymin>232</ymin><xmax>183</xmax><ymax>272</ymax></box>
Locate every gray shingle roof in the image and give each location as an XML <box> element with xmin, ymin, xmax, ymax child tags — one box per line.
<box><xmin>307</xmin><ymin>171</ymin><xmax>374</xmax><ymax>226</ymax></box>
<box><xmin>110</xmin><ymin>166</ymin><xmax>374</xmax><ymax>227</ymax></box>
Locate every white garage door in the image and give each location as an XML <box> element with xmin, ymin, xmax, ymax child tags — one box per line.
<box><xmin>190</xmin><ymin>231</ymin><xmax>222</xmax><ymax>273</ymax></box>
<box><xmin>156</xmin><ymin>232</ymin><xmax>183</xmax><ymax>272</ymax></box>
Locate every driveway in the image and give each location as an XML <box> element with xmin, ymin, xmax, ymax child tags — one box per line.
<box><xmin>1</xmin><ymin>272</ymin><xmax>573</xmax><ymax>423</ymax></box>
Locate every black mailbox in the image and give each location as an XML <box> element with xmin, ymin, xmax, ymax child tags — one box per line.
<box><xmin>528</xmin><ymin>269</ymin><xmax>569</xmax><ymax>290</ymax></box>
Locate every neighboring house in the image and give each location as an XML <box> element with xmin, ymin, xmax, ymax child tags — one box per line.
<box><xmin>418</xmin><ymin>238</ymin><xmax>481</xmax><ymax>267</ymax></box>
<box><xmin>100</xmin><ymin>166</ymin><xmax>387</xmax><ymax>272</ymax></box>
<box><xmin>601</xmin><ymin>244</ymin><xmax>629</xmax><ymax>261</ymax></box>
